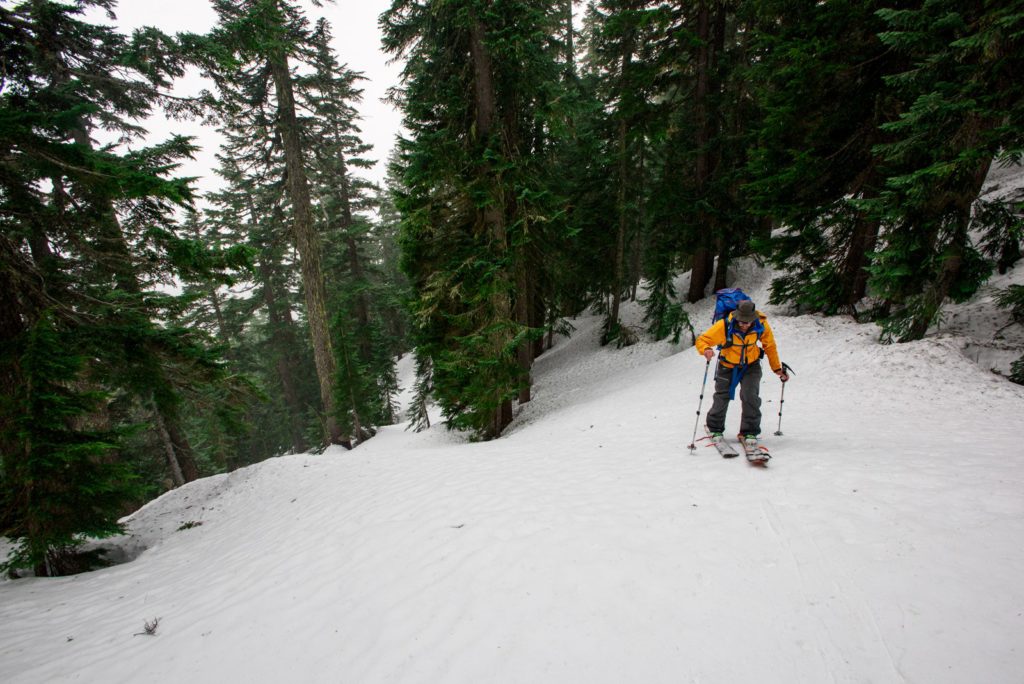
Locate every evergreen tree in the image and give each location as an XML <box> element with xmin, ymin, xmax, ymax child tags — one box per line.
<box><xmin>581</xmin><ymin>1</ymin><xmax>661</xmax><ymax>345</ymax></box>
<box><xmin>194</xmin><ymin>0</ymin><xmax>349</xmax><ymax>445</ymax></box>
<box><xmin>0</xmin><ymin>0</ymin><xmax>238</xmax><ymax>573</ymax></box>
<box><xmin>744</xmin><ymin>0</ymin><xmax>906</xmax><ymax>315</ymax></box>
<box><xmin>381</xmin><ymin>0</ymin><xmax>565</xmax><ymax>439</ymax></box>
<box><xmin>868</xmin><ymin>1</ymin><xmax>1024</xmax><ymax>341</ymax></box>
<box><xmin>1</xmin><ymin>314</ymin><xmax>140</xmax><ymax>575</ymax></box>
<box><xmin>300</xmin><ymin>20</ymin><xmax>400</xmax><ymax>439</ymax></box>
<box><xmin>994</xmin><ymin>284</ymin><xmax>1024</xmax><ymax>385</ymax></box>
<box><xmin>201</xmin><ymin>124</ymin><xmax>320</xmax><ymax>459</ymax></box>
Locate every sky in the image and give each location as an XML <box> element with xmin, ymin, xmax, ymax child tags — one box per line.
<box><xmin>92</xmin><ymin>0</ymin><xmax>405</xmax><ymax>195</ymax></box>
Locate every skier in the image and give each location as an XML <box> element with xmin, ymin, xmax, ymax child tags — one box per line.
<box><xmin>695</xmin><ymin>300</ymin><xmax>788</xmax><ymax>451</ymax></box>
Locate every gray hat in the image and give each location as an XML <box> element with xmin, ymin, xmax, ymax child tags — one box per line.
<box><xmin>734</xmin><ymin>300</ymin><xmax>757</xmax><ymax>323</ymax></box>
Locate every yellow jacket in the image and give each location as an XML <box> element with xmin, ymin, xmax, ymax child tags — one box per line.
<box><xmin>695</xmin><ymin>313</ymin><xmax>781</xmax><ymax>372</ymax></box>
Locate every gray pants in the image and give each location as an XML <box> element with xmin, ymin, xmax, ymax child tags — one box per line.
<box><xmin>706</xmin><ymin>361</ymin><xmax>762</xmax><ymax>436</ymax></box>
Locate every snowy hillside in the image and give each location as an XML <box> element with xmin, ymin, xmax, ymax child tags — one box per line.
<box><xmin>2</xmin><ymin>260</ymin><xmax>1024</xmax><ymax>684</ymax></box>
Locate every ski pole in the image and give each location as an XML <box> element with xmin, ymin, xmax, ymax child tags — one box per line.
<box><xmin>687</xmin><ymin>358</ymin><xmax>713</xmax><ymax>451</ymax></box>
<box><xmin>774</xmin><ymin>362</ymin><xmax>794</xmax><ymax>436</ymax></box>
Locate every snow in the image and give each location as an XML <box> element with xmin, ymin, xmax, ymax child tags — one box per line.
<box><xmin>3</xmin><ymin>260</ymin><xmax>1024</xmax><ymax>683</ymax></box>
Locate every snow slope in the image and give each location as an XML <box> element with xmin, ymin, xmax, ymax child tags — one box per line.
<box><xmin>2</xmin><ymin>262</ymin><xmax>1024</xmax><ymax>684</ymax></box>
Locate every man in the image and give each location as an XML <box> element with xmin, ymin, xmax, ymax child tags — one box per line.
<box><xmin>695</xmin><ymin>300</ymin><xmax>788</xmax><ymax>448</ymax></box>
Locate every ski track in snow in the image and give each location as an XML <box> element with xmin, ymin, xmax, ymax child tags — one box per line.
<box><xmin>2</xmin><ymin>262</ymin><xmax>1024</xmax><ymax>683</ymax></box>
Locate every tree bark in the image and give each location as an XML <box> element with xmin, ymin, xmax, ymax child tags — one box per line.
<box><xmin>714</xmin><ymin>235</ymin><xmax>730</xmax><ymax>291</ymax></box>
<box><xmin>152</xmin><ymin>401</ymin><xmax>185</xmax><ymax>487</ymax></box>
<box><xmin>515</xmin><ymin>245</ymin><xmax>532</xmax><ymax>404</ymax></box>
<box><xmin>609</xmin><ymin>14</ymin><xmax>637</xmax><ymax>339</ymax></box>
<box><xmin>904</xmin><ymin>151</ymin><xmax>992</xmax><ymax>341</ymax></box>
<box><xmin>259</xmin><ymin>258</ymin><xmax>308</xmax><ymax>454</ymax></box>
<box><xmin>269</xmin><ymin>52</ymin><xmax>345</xmax><ymax>446</ymax></box>
<box><xmin>470</xmin><ymin>15</ymin><xmax>514</xmax><ymax>437</ymax></box>
<box><xmin>564</xmin><ymin>0</ymin><xmax>575</xmax><ymax>77</ymax></box>
<box><xmin>629</xmin><ymin>144</ymin><xmax>647</xmax><ymax>301</ymax></box>
<box><xmin>687</xmin><ymin>1</ymin><xmax>716</xmax><ymax>303</ymax></box>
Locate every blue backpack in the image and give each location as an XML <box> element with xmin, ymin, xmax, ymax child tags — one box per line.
<box><xmin>712</xmin><ymin>288</ymin><xmax>752</xmax><ymax>324</ymax></box>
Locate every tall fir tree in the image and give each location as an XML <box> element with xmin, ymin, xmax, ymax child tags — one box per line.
<box><xmin>381</xmin><ymin>0</ymin><xmax>566</xmax><ymax>439</ymax></box>
<box><xmin>194</xmin><ymin>0</ymin><xmax>350</xmax><ymax>445</ymax></box>
<box><xmin>744</xmin><ymin>0</ymin><xmax>908</xmax><ymax>316</ymax></box>
<box><xmin>0</xmin><ymin>0</ymin><xmax>239</xmax><ymax>574</ymax></box>
<box><xmin>868</xmin><ymin>1</ymin><xmax>1024</xmax><ymax>341</ymax></box>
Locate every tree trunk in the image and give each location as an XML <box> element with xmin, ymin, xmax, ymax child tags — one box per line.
<box><xmin>532</xmin><ymin>291</ymin><xmax>546</xmax><ymax>359</ymax></box>
<box><xmin>259</xmin><ymin>258</ymin><xmax>308</xmax><ymax>454</ymax></box>
<box><xmin>515</xmin><ymin>246</ymin><xmax>532</xmax><ymax>404</ymax></box>
<box><xmin>904</xmin><ymin>152</ymin><xmax>993</xmax><ymax>341</ymax></box>
<box><xmin>687</xmin><ymin>1</ymin><xmax>716</xmax><ymax>303</ymax></box>
<box><xmin>688</xmin><ymin>248</ymin><xmax>715</xmax><ymax>302</ymax></box>
<box><xmin>629</xmin><ymin>144</ymin><xmax>647</xmax><ymax>301</ymax></box>
<box><xmin>608</xmin><ymin>116</ymin><xmax>629</xmax><ymax>339</ymax></box>
<box><xmin>844</xmin><ymin>214</ymin><xmax>880</xmax><ymax>310</ymax></box>
<box><xmin>470</xmin><ymin>15</ymin><xmax>514</xmax><ymax>437</ymax></box>
<box><xmin>840</xmin><ymin>164</ymin><xmax>882</xmax><ymax>311</ymax></box>
<box><xmin>269</xmin><ymin>53</ymin><xmax>345</xmax><ymax>446</ymax></box>
<box><xmin>563</xmin><ymin>0</ymin><xmax>575</xmax><ymax>77</ymax></box>
<box><xmin>714</xmin><ymin>234</ymin><xmax>730</xmax><ymax>291</ymax></box>
<box><xmin>608</xmin><ymin>13</ymin><xmax>637</xmax><ymax>339</ymax></box>
<box><xmin>151</xmin><ymin>401</ymin><xmax>185</xmax><ymax>487</ymax></box>
<box><xmin>0</xmin><ymin>239</ymin><xmax>31</xmax><ymax>501</ymax></box>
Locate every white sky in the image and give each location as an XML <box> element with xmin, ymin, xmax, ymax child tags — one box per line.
<box><xmin>94</xmin><ymin>0</ymin><xmax>405</xmax><ymax>195</ymax></box>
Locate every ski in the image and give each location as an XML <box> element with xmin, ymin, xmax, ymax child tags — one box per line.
<box><xmin>703</xmin><ymin>426</ymin><xmax>739</xmax><ymax>458</ymax></box>
<box><xmin>737</xmin><ymin>434</ymin><xmax>771</xmax><ymax>467</ymax></box>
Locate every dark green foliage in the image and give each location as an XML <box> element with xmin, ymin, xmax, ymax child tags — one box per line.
<box><xmin>745</xmin><ymin>0</ymin><xmax>901</xmax><ymax>316</ymax></box>
<box><xmin>867</xmin><ymin>1</ymin><xmax>1024</xmax><ymax>341</ymax></box>
<box><xmin>976</xmin><ymin>195</ymin><xmax>1024</xmax><ymax>274</ymax></box>
<box><xmin>0</xmin><ymin>0</ymin><xmax>248</xmax><ymax>572</ymax></box>
<box><xmin>3</xmin><ymin>0</ymin><xmax>1023</xmax><ymax>573</ymax></box>
<box><xmin>1010</xmin><ymin>356</ymin><xmax>1024</xmax><ymax>386</ymax></box>
<box><xmin>382</xmin><ymin>0</ymin><xmax>566</xmax><ymax>439</ymax></box>
<box><xmin>995</xmin><ymin>284</ymin><xmax>1024</xmax><ymax>385</ymax></box>
<box><xmin>1</xmin><ymin>315</ymin><xmax>141</xmax><ymax>575</ymax></box>
<box><xmin>995</xmin><ymin>284</ymin><xmax>1024</xmax><ymax>324</ymax></box>
<box><xmin>640</xmin><ymin>259</ymin><xmax>694</xmax><ymax>345</ymax></box>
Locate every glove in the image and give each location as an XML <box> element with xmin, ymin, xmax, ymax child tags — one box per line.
<box><xmin>703</xmin><ymin>349</ymin><xmax>714</xmax><ymax>361</ymax></box>
<box><xmin>775</xmin><ymin>368</ymin><xmax>789</xmax><ymax>382</ymax></box>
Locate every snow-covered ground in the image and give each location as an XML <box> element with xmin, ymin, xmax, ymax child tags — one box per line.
<box><xmin>2</xmin><ymin>256</ymin><xmax>1023</xmax><ymax>684</ymax></box>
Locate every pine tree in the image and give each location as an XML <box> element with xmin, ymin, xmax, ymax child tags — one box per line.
<box><xmin>581</xmin><ymin>1</ymin><xmax>660</xmax><ymax>345</ymax></box>
<box><xmin>382</xmin><ymin>0</ymin><xmax>564</xmax><ymax>438</ymax></box>
<box><xmin>299</xmin><ymin>20</ymin><xmax>400</xmax><ymax>439</ymax></box>
<box><xmin>869</xmin><ymin>1</ymin><xmax>1024</xmax><ymax>341</ymax></box>
<box><xmin>994</xmin><ymin>284</ymin><xmax>1024</xmax><ymax>384</ymax></box>
<box><xmin>744</xmin><ymin>0</ymin><xmax>906</xmax><ymax>315</ymax></box>
<box><xmin>194</xmin><ymin>0</ymin><xmax>349</xmax><ymax>445</ymax></box>
<box><xmin>1</xmin><ymin>0</ymin><xmax>238</xmax><ymax>573</ymax></box>
<box><xmin>1</xmin><ymin>314</ymin><xmax>140</xmax><ymax>575</ymax></box>
<box><xmin>202</xmin><ymin>130</ymin><xmax>320</xmax><ymax>459</ymax></box>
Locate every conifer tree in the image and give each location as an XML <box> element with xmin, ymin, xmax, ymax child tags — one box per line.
<box><xmin>382</xmin><ymin>0</ymin><xmax>564</xmax><ymax>438</ymax></box>
<box><xmin>581</xmin><ymin>1</ymin><xmax>660</xmax><ymax>345</ymax></box>
<box><xmin>202</xmin><ymin>122</ymin><xmax>319</xmax><ymax>458</ymax></box>
<box><xmin>195</xmin><ymin>0</ymin><xmax>349</xmax><ymax>445</ymax></box>
<box><xmin>0</xmin><ymin>0</ymin><xmax>238</xmax><ymax>573</ymax></box>
<box><xmin>868</xmin><ymin>1</ymin><xmax>1024</xmax><ymax>341</ymax></box>
<box><xmin>299</xmin><ymin>20</ymin><xmax>400</xmax><ymax>439</ymax></box>
<box><xmin>744</xmin><ymin>0</ymin><xmax>906</xmax><ymax>315</ymax></box>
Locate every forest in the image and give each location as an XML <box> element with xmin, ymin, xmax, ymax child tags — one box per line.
<box><xmin>1</xmin><ymin>0</ymin><xmax>1021</xmax><ymax>576</ymax></box>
